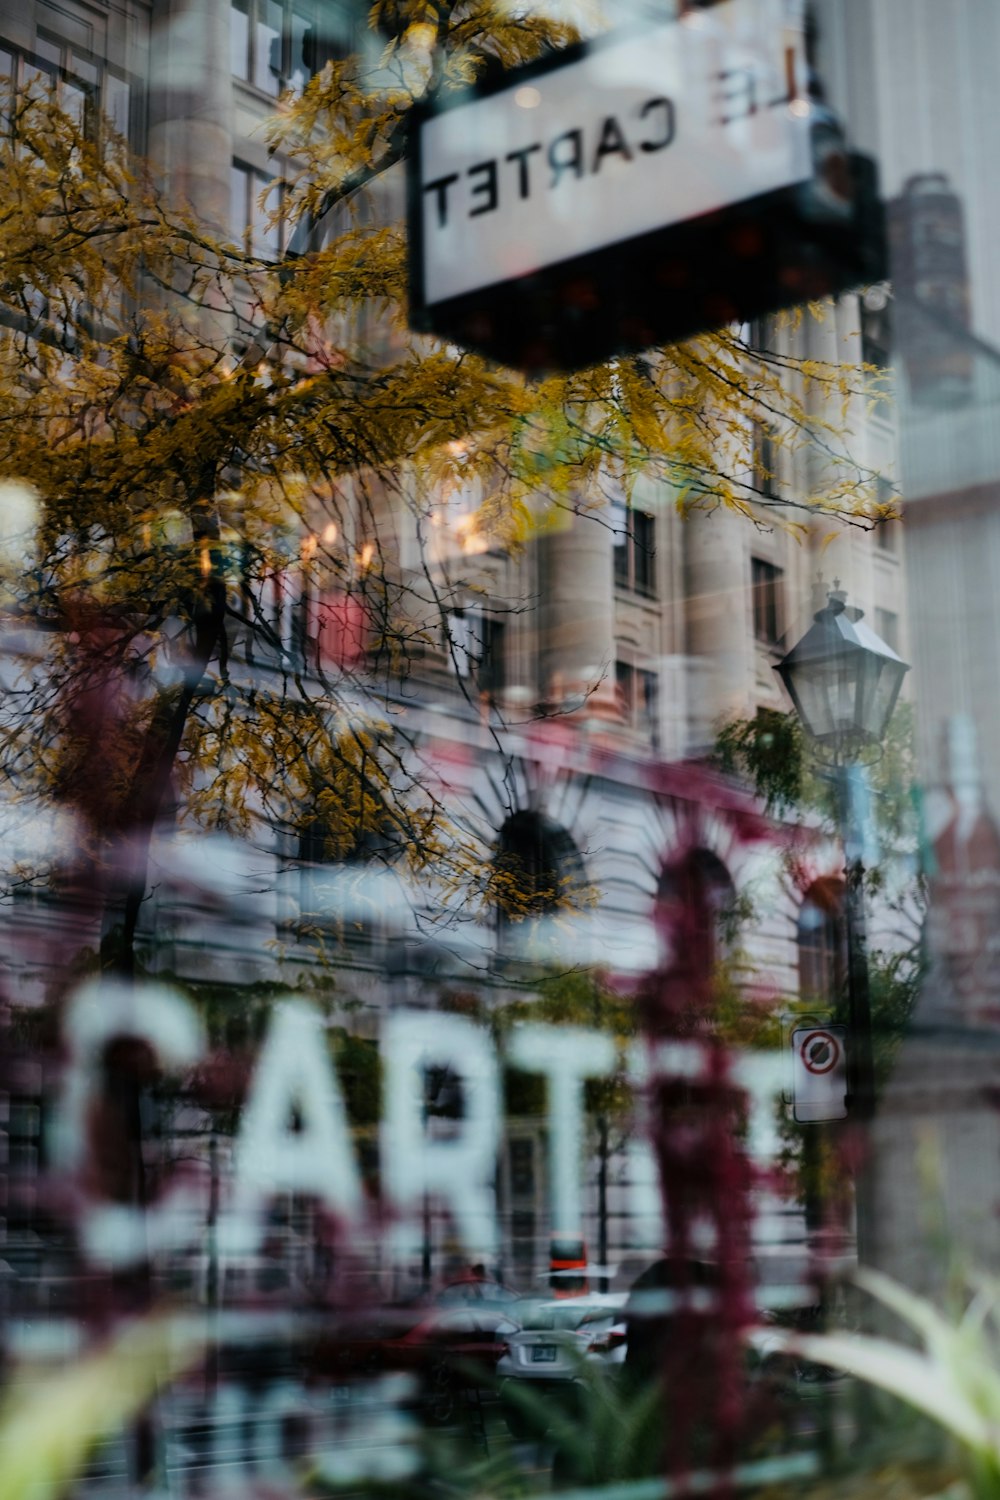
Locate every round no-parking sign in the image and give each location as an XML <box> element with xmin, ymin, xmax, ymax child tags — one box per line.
<box><xmin>800</xmin><ymin>1029</ymin><xmax>840</xmax><ymax>1075</ymax></box>
<box><xmin>791</xmin><ymin>1024</ymin><xmax>848</xmax><ymax>1122</ymax></box>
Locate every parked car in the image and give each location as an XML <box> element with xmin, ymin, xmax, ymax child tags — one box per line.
<box><xmin>750</xmin><ymin>1304</ymin><xmax>854</xmax><ymax>1436</ymax></box>
<box><xmin>497</xmin><ymin>1294</ymin><xmax>628</xmax><ymax>1439</ymax></box>
<box><xmin>314</xmin><ymin>1301</ymin><xmax>519</xmax><ymax>1425</ymax></box>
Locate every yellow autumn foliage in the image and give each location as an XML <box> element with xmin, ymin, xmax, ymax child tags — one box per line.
<box><xmin>0</xmin><ymin>6</ymin><xmax>890</xmax><ymax>951</ymax></box>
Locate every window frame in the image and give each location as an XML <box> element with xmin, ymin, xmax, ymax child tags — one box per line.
<box><xmin>750</xmin><ymin>556</ymin><xmax>783</xmax><ymax>646</ymax></box>
<box><xmin>615</xmin><ymin>658</ymin><xmax>660</xmax><ymax>746</ymax></box>
<box><xmin>752</xmin><ymin>421</ymin><xmax>779</xmax><ymax>500</ymax></box>
<box><xmin>860</xmin><ymin>285</ymin><xmax>892</xmax><ymax>371</ymax></box>
<box><xmin>797</xmin><ymin>880</ymin><xmax>848</xmax><ymax>1008</ymax></box>
<box><xmin>230</xmin><ymin>0</ymin><xmax>357</xmax><ymax>98</ymax></box>
<box><xmin>0</xmin><ymin>36</ymin><xmax>133</xmax><ymax>146</ymax></box>
<box><xmin>493</xmin><ymin>810</ymin><xmax>586</xmax><ymax>941</ymax></box>
<box><xmin>231</xmin><ymin>157</ymin><xmax>286</xmax><ymax>259</ymax></box>
<box><xmin>875</xmin><ymin>606</ymin><xmax>900</xmax><ymax>654</ymax></box>
<box><xmin>612</xmin><ymin>500</ymin><xmax>657</xmax><ymax>599</ymax></box>
<box><xmin>445</xmin><ymin>608</ymin><xmax>506</xmax><ymax>702</ymax></box>
<box><xmin>745</xmin><ymin>315</ymin><xmax>772</xmax><ymax>353</ymax></box>
<box><xmin>875</xmin><ymin>477</ymin><xmax>900</xmax><ymax>553</ymax></box>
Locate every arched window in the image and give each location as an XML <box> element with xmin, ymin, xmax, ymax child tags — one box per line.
<box><xmin>797</xmin><ymin>878</ymin><xmax>847</xmax><ymax>1006</ymax></box>
<box><xmin>655</xmin><ymin>848</ymin><xmax>736</xmax><ymax>971</ymax></box>
<box><xmin>493</xmin><ymin>811</ymin><xmax>585</xmax><ymax>931</ymax></box>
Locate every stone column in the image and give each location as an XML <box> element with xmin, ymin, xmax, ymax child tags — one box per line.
<box><xmin>537</xmin><ymin>507</ymin><xmax>619</xmax><ymax>719</ymax></box>
<box><xmin>147</xmin><ymin>0</ymin><xmax>233</xmax><ymax>236</ymax></box>
<box><xmin>683</xmin><ymin>510</ymin><xmax>752</xmax><ymax>751</ymax></box>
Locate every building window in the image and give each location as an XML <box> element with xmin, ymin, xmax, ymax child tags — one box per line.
<box><xmin>231</xmin><ymin>159</ymin><xmax>285</xmax><ymax>258</ymax></box>
<box><xmin>0</xmin><ymin>40</ymin><xmax>132</xmax><ymax>335</ymax></box>
<box><xmin>231</xmin><ymin>0</ymin><xmax>356</xmax><ymax>97</ymax></box>
<box><xmin>876</xmin><ymin>477</ymin><xmax>899</xmax><ymax>551</ymax></box>
<box><xmin>298</xmin><ymin>803</ymin><xmax>393</xmax><ymax>941</ymax></box>
<box><xmin>304</xmin><ymin>589</ymin><xmax>370</xmax><ymax>672</ymax></box>
<box><xmin>612</xmin><ymin>502</ymin><xmax>656</xmax><ymax>597</ymax></box>
<box><xmin>751</xmin><ymin>557</ymin><xmax>782</xmax><ymax>645</ymax></box>
<box><xmin>752</xmin><ymin>422</ymin><xmax>779</xmax><ymax>499</ymax></box>
<box><xmin>798</xmin><ymin>879</ymin><xmax>847</xmax><ymax>1006</ymax></box>
<box><xmin>427</xmin><ymin>477</ymin><xmax>498</xmax><ymax>563</ymax></box>
<box><xmin>745</xmin><ymin>315</ymin><xmax>772</xmax><ymax>353</ymax></box>
<box><xmin>0</xmin><ymin>37</ymin><xmax>131</xmax><ymax>143</ymax></box>
<box><xmin>875</xmin><ymin>607</ymin><xmax>900</xmax><ymax>653</ymax></box>
<box><xmin>615</xmin><ymin>660</ymin><xmax>659</xmax><ymax>746</ymax></box>
<box><xmin>445</xmin><ymin>610</ymin><xmax>505</xmax><ymax>701</ymax></box>
<box><xmin>655</xmin><ymin>849</ymin><xmax>736</xmax><ymax>972</ymax></box>
<box><xmin>860</xmin><ymin>284</ymin><xmax>892</xmax><ymax>370</ymax></box>
<box><xmin>494</xmin><ymin>811</ymin><xmax>585</xmax><ymax>930</ymax></box>
<box><xmin>860</xmin><ymin>286</ymin><xmax>893</xmax><ymax>411</ymax></box>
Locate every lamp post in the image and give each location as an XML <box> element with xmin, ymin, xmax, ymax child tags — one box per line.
<box><xmin>775</xmin><ymin>585</ymin><xmax>909</xmax><ymax>1256</ymax></box>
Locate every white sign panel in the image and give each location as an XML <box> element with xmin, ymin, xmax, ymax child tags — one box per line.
<box><xmin>417</xmin><ymin>0</ymin><xmax>811</xmax><ymax>308</ymax></box>
<box><xmin>791</xmin><ymin>1024</ymin><xmax>848</xmax><ymax>1123</ymax></box>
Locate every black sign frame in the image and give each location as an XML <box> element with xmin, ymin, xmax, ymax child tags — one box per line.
<box><xmin>407</xmin><ymin>26</ymin><xmax>886</xmax><ymax>373</ymax></box>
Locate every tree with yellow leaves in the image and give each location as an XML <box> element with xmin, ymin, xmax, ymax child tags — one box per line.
<box><xmin>0</xmin><ymin>0</ymin><xmax>890</xmax><ymax>985</ymax></box>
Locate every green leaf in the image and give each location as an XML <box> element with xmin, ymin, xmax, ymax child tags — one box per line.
<box><xmin>749</xmin><ymin>1325</ymin><xmax>991</xmax><ymax>1453</ymax></box>
<box><xmin>0</xmin><ymin>1316</ymin><xmax>203</xmax><ymax>1500</ymax></box>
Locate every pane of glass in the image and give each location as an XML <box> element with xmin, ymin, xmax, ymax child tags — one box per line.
<box><xmin>615</xmin><ymin>659</ymin><xmax>634</xmax><ymax>715</ymax></box>
<box><xmin>611</xmin><ymin>499</ymin><xmax>628</xmax><ymax>587</ymax></box>
<box><xmin>34</xmin><ymin>36</ymin><xmax>62</xmax><ymax>68</ymax></box>
<box><xmin>633</xmin><ymin>510</ymin><xmax>656</xmax><ymax>595</ymax></box>
<box><xmin>254</xmin><ymin>0</ymin><xmax>282</xmax><ymax>94</ymax></box>
<box><xmin>481</xmin><ymin>618</ymin><xmax>505</xmax><ymax>697</ymax></box>
<box><xmin>104</xmin><ymin>74</ymin><xmax>130</xmax><ymax>137</ymax></box>
<box><xmin>19</xmin><ymin>54</ymin><xmax>54</xmax><ymax>100</ymax></box>
<box><xmin>791</xmin><ymin>663</ymin><xmax>836</xmax><ymax>740</ymax></box>
<box><xmin>639</xmin><ymin>669</ymin><xmax>659</xmax><ymax>746</ymax></box>
<box><xmin>316</xmin><ymin>0</ymin><xmax>355</xmax><ymax>63</ymax></box>
<box><xmin>230</xmin><ymin>0</ymin><xmax>250</xmax><ymax>80</ymax></box>
<box><xmin>869</xmin><ymin>658</ymin><xmax>906</xmax><ymax>740</ymax></box>
<box><xmin>230</xmin><ymin>162</ymin><xmax>249</xmax><ymax>247</ymax></box>
<box><xmin>0</xmin><ymin>49</ymin><xmax>12</xmax><ymax>133</ymax></box>
<box><xmin>288</xmin><ymin>1</ymin><xmax>312</xmax><ymax>94</ymax></box>
<box><xmin>446</xmin><ymin>611</ymin><xmax>476</xmax><ymax>677</ymax></box>
<box><xmin>875</xmin><ymin>608</ymin><xmax>899</xmax><ymax>652</ymax></box>
<box><xmin>251</xmin><ymin>173</ymin><xmax>281</xmax><ymax>256</ymax></box>
<box><xmin>798</xmin><ymin>893</ymin><xmax>845</xmax><ymax>1003</ymax></box>
<box><xmin>751</xmin><ymin>558</ymin><xmax>780</xmax><ymax>641</ymax></box>
<box><xmin>69</xmin><ymin>54</ymin><xmax>98</xmax><ymax>85</ymax></box>
<box><xmin>753</xmin><ymin>422</ymin><xmax>778</xmax><ymax>497</ymax></box>
<box><xmin>61</xmin><ymin>79</ymin><xmax>86</xmax><ymax>129</ymax></box>
<box><xmin>832</xmin><ymin>657</ymin><xmax>859</xmax><ymax>736</ymax></box>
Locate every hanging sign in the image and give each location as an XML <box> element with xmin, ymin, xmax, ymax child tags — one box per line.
<box><xmin>407</xmin><ymin>0</ymin><xmax>885</xmax><ymax>371</ymax></box>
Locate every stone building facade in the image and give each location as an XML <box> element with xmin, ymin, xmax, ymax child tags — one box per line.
<box><xmin>0</xmin><ymin>0</ymin><xmax>911</xmax><ymax>1305</ymax></box>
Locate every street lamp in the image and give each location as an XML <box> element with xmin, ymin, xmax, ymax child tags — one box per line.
<box><xmin>776</xmin><ymin>586</ymin><xmax>908</xmax><ymax>1261</ymax></box>
<box><xmin>775</xmin><ymin>585</ymin><xmax>909</xmax><ymax>764</ymax></box>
